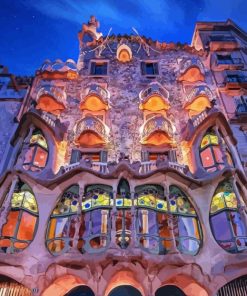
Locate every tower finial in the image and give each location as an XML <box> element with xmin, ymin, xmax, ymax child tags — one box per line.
<box><xmin>78</xmin><ymin>16</ymin><xmax>103</xmax><ymax>48</ymax></box>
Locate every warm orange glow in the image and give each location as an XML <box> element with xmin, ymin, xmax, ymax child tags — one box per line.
<box><xmin>36</xmin><ymin>95</ymin><xmax>65</xmax><ymax>115</ymax></box>
<box><xmin>142</xmin><ymin>132</ymin><xmax>172</xmax><ymax>146</ymax></box>
<box><xmin>42</xmin><ymin>275</ymin><xmax>86</xmax><ymax>296</ymax></box>
<box><xmin>118</xmin><ymin>49</ymin><xmax>131</xmax><ymax>62</ymax></box>
<box><xmin>184</xmin><ymin>95</ymin><xmax>211</xmax><ymax>117</ymax></box>
<box><xmin>38</xmin><ymin>71</ymin><xmax>78</xmax><ymax>80</ymax></box>
<box><xmin>104</xmin><ymin>271</ymin><xmax>144</xmax><ymax>296</ymax></box>
<box><xmin>80</xmin><ymin>95</ymin><xmax>109</xmax><ymax>111</ymax></box>
<box><xmin>179</xmin><ymin>67</ymin><xmax>204</xmax><ymax>82</ymax></box>
<box><xmin>76</xmin><ymin>132</ymin><xmax>105</xmax><ymax>147</ymax></box>
<box><xmin>140</xmin><ymin>95</ymin><xmax>170</xmax><ymax>111</ymax></box>
<box><xmin>161</xmin><ymin>275</ymin><xmax>208</xmax><ymax>296</ymax></box>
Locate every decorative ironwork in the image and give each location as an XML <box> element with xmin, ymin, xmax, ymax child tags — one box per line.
<box><xmin>179</xmin><ymin>57</ymin><xmax>204</xmax><ymax>75</ymax></box>
<box><xmin>75</xmin><ymin>116</ymin><xmax>109</xmax><ymax>143</ymax></box>
<box><xmin>139</xmin><ymin>83</ymin><xmax>169</xmax><ymax>103</ymax></box>
<box><xmin>141</xmin><ymin>115</ymin><xmax>173</xmax><ymax>141</ymax></box>
<box><xmin>83</xmin><ymin>84</ymin><xmax>110</xmax><ymax>104</ymax></box>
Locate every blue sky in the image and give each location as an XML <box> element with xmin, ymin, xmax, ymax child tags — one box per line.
<box><xmin>0</xmin><ymin>0</ymin><xmax>246</xmax><ymax>75</ymax></box>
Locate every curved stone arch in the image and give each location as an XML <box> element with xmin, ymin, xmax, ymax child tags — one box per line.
<box><xmin>188</xmin><ymin>112</ymin><xmax>238</xmax><ymax>176</ymax></box>
<box><xmin>104</xmin><ymin>271</ymin><xmax>145</xmax><ymax>296</ymax></box>
<box><xmin>12</xmin><ymin>113</ymin><xmax>59</xmax><ymax>174</ymax></box>
<box><xmin>41</xmin><ymin>275</ymin><xmax>89</xmax><ymax>296</ymax></box>
<box><xmin>157</xmin><ymin>274</ymin><xmax>208</xmax><ymax>296</ymax></box>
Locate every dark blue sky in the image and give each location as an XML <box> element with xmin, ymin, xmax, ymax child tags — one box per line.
<box><xmin>1</xmin><ymin>0</ymin><xmax>246</xmax><ymax>75</ymax></box>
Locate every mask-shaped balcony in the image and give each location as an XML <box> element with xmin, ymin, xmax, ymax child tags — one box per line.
<box><xmin>75</xmin><ymin>116</ymin><xmax>109</xmax><ymax>147</ymax></box>
<box><xmin>139</xmin><ymin>83</ymin><xmax>170</xmax><ymax>112</ymax></box>
<box><xmin>140</xmin><ymin>115</ymin><xmax>174</xmax><ymax>146</ymax></box>
<box><xmin>178</xmin><ymin>58</ymin><xmax>205</xmax><ymax>83</ymax></box>
<box><xmin>36</xmin><ymin>85</ymin><xmax>67</xmax><ymax>115</ymax></box>
<box><xmin>38</xmin><ymin>59</ymin><xmax>78</xmax><ymax>79</ymax></box>
<box><xmin>80</xmin><ymin>84</ymin><xmax>110</xmax><ymax>112</ymax></box>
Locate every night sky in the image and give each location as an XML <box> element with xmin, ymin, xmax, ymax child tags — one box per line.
<box><xmin>1</xmin><ymin>0</ymin><xmax>247</xmax><ymax>76</ymax></box>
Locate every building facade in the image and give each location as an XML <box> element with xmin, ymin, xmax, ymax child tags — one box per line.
<box><xmin>0</xmin><ymin>18</ymin><xmax>247</xmax><ymax>296</ymax></box>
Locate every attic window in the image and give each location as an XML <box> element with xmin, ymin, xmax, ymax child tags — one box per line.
<box><xmin>141</xmin><ymin>62</ymin><xmax>159</xmax><ymax>76</ymax></box>
<box><xmin>90</xmin><ymin>61</ymin><xmax>108</xmax><ymax>76</ymax></box>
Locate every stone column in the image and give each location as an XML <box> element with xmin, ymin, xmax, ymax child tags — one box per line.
<box><xmin>15</xmin><ymin>124</ymin><xmax>35</xmax><ymax>169</ymax></box>
<box><xmin>0</xmin><ymin>175</ymin><xmax>19</xmax><ymax>232</ymax></box>
<box><xmin>214</xmin><ymin>126</ymin><xmax>230</xmax><ymax>169</ymax></box>
<box><xmin>130</xmin><ymin>191</ymin><xmax>137</xmax><ymax>248</ymax></box>
<box><xmin>109</xmin><ymin>187</ymin><xmax>117</xmax><ymax>248</ymax></box>
<box><xmin>231</xmin><ymin>177</ymin><xmax>247</xmax><ymax>227</ymax></box>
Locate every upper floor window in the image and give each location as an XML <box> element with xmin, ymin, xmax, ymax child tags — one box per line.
<box><xmin>90</xmin><ymin>61</ymin><xmax>108</xmax><ymax>76</ymax></box>
<box><xmin>23</xmin><ymin>129</ymin><xmax>48</xmax><ymax>172</ymax></box>
<box><xmin>141</xmin><ymin>61</ymin><xmax>159</xmax><ymax>76</ymax></box>
<box><xmin>199</xmin><ymin>128</ymin><xmax>233</xmax><ymax>172</ymax></box>
<box><xmin>0</xmin><ymin>180</ymin><xmax>39</xmax><ymax>253</ymax></box>
<box><xmin>217</xmin><ymin>54</ymin><xmax>232</xmax><ymax>64</ymax></box>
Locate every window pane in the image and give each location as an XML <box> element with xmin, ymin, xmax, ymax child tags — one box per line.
<box><xmin>229</xmin><ymin>212</ymin><xmax>247</xmax><ymax>237</ymax></box>
<box><xmin>145</xmin><ymin>63</ymin><xmax>155</xmax><ymax>75</ymax></box>
<box><xmin>1</xmin><ymin>211</ymin><xmax>19</xmax><ymax>237</ymax></box>
<box><xmin>213</xmin><ymin>146</ymin><xmax>223</xmax><ymax>163</ymax></box>
<box><xmin>17</xmin><ymin>212</ymin><xmax>37</xmax><ymax>240</ymax></box>
<box><xmin>54</xmin><ymin>217</ymin><xmax>70</xmax><ymax>237</ymax></box>
<box><xmin>211</xmin><ymin>212</ymin><xmax>232</xmax><ymax>241</ymax></box>
<box><xmin>33</xmin><ymin>146</ymin><xmax>48</xmax><ymax>168</ymax></box>
<box><xmin>200</xmin><ymin>147</ymin><xmax>214</xmax><ymax>168</ymax></box>
<box><xmin>24</xmin><ymin>146</ymin><xmax>35</xmax><ymax>164</ymax></box>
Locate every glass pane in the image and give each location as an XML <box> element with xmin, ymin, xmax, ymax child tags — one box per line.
<box><xmin>30</xmin><ymin>133</ymin><xmax>48</xmax><ymax>149</ymax></box>
<box><xmin>54</xmin><ymin>217</ymin><xmax>70</xmax><ymax>237</ymax></box>
<box><xmin>47</xmin><ymin>239</ymin><xmax>65</xmax><ymax>253</ymax></box>
<box><xmin>24</xmin><ymin>146</ymin><xmax>35</xmax><ymax>165</ymax></box>
<box><xmin>230</xmin><ymin>212</ymin><xmax>247</xmax><ymax>237</ymax></box>
<box><xmin>200</xmin><ymin>147</ymin><xmax>215</xmax><ymax>168</ymax></box>
<box><xmin>213</xmin><ymin>146</ymin><xmax>223</xmax><ymax>163</ymax></box>
<box><xmin>210</xmin><ymin>192</ymin><xmax>226</xmax><ymax>213</ymax></box>
<box><xmin>17</xmin><ymin>212</ymin><xmax>37</xmax><ymax>240</ymax></box>
<box><xmin>178</xmin><ymin>216</ymin><xmax>200</xmax><ymax>239</ymax></box>
<box><xmin>33</xmin><ymin>146</ymin><xmax>48</xmax><ymax>168</ymax></box>
<box><xmin>211</xmin><ymin>212</ymin><xmax>232</xmax><ymax>241</ymax></box>
<box><xmin>23</xmin><ymin>191</ymin><xmax>38</xmax><ymax>213</ymax></box>
<box><xmin>11</xmin><ymin>192</ymin><xmax>25</xmax><ymax>208</ymax></box>
<box><xmin>1</xmin><ymin>211</ymin><xmax>19</xmax><ymax>237</ymax></box>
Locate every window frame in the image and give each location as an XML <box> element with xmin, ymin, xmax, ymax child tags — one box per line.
<box><xmin>89</xmin><ymin>60</ymin><xmax>109</xmax><ymax>77</ymax></box>
<box><xmin>141</xmin><ymin>60</ymin><xmax>159</xmax><ymax>77</ymax></box>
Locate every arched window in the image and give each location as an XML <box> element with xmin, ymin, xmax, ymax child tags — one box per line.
<box><xmin>23</xmin><ymin>129</ymin><xmax>48</xmax><ymax>172</ymax></box>
<box><xmin>78</xmin><ymin>184</ymin><xmax>112</xmax><ymax>253</ymax></box>
<box><xmin>135</xmin><ymin>185</ymin><xmax>202</xmax><ymax>255</ymax></box>
<box><xmin>199</xmin><ymin>129</ymin><xmax>226</xmax><ymax>172</ymax></box>
<box><xmin>0</xmin><ymin>181</ymin><xmax>38</xmax><ymax>253</ymax></box>
<box><xmin>210</xmin><ymin>180</ymin><xmax>247</xmax><ymax>253</ymax></box>
<box><xmin>117</xmin><ymin>178</ymin><xmax>131</xmax><ymax>199</ymax></box>
<box><xmin>46</xmin><ymin>185</ymin><xmax>79</xmax><ymax>255</ymax></box>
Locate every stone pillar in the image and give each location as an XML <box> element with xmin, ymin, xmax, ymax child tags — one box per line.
<box><xmin>214</xmin><ymin>126</ymin><xmax>230</xmax><ymax>169</ymax></box>
<box><xmin>0</xmin><ymin>175</ymin><xmax>19</xmax><ymax>232</ymax></box>
<box><xmin>73</xmin><ymin>182</ymin><xmax>84</xmax><ymax>252</ymax></box>
<box><xmin>15</xmin><ymin>124</ymin><xmax>35</xmax><ymax>169</ymax></box>
<box><xmin>130</xmin><ymin>191</ymin><xmax>137</xmax><ymax>248</ymax></box>
<box><xmin>231</xmin><ymin>177</ymin><xmax>247</xmax><ymax>227</ymax></box>
<box><xmin>109</xmin><ymin>187</ymin><xmax>117</xmax><ymax>248</ymax></box>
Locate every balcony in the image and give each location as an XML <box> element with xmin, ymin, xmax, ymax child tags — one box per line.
<box><xmin>209</xmin><ymin>35</ymin><xmax>239</xmax><ymax>51</ymax></box>
<box><xmin>139</xmin><ymin>160</ymin><xmax>188</xmax><ymax>175</ymax></box>
<box><xmin>178</xmin><ymin>58</ymin><xmax>204</xmax><ymax>82</ymax></box>
<box><xmin>80</xmin><ymin>84</ymin><xmax>110</xmax><ymax>111</ymax></box>
<box><xmin>140</xmin><ymin>115</ymin><xmax>174</xmax><ymax>145</ymax></box>
<box><xmin>75</xmin><ymin>116</ymin><xmax>109</xmax><ymax>146</ymax></box>
<box><xmin>63</xmin><ymin>161</ymin><xmax>109</xmax><ymax>174</ymax></box>
<box><xmin>140</xmin><ymin>83</ymin><xmax>169</xmax><ymax>103</ymax></box>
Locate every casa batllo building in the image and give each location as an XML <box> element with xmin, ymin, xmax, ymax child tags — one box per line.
<box><xmin>0</xmin><ymin>17</ymin><xmax>246</xmax><ymax>296</ymax></box>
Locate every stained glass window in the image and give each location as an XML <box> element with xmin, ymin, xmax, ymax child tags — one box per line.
<box><xmin>23</xmin><ymin>129</ymin><xmax>48</xmax><ymax>172</ymax></box>
<box><xmin>210</xmin><ymin>180</ymin><xmax>247</xmax><ymax>253</ymax></box>
<box><xmin>46</xmin><ymin>185</ymin><xmax>79</xmax><ymax>255</ymax></box>
<box><xmin>0</xmin><ymin>181</ymin><xmax>38</xmax><ymax>253</ymax></box>
<box><xmin>135</xmin><ymin>184</ymin><xmax>202</xmax><ymax>255</ymax></box>
<box><xmin>200</xmin><ymin>129</ymin><xmax>226</xmax><ymax>172</ymax></box>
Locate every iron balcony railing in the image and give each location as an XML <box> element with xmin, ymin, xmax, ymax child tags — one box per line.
<box><xmin>141</xmin><ymin>115</ymin><xmax>173</xmax><ymax>142</ymax></box>
<box><xmin>139</xmin><ymin>83</ymin><xmax>169</xmax><ymax>102</ymax></box>
<box><xmin>36</xmin><ymin>85</ymin><xmax>67</xmax><ymax>105</ymax></box>
<box><xmin>75</xmin><ymin>116</ymin><xmax>109</xmax><ymax>143</ymax></box>
<box><xmin>85</xmin><ymin>84</ymin><xmax>109</xmax><ymax>103</ymax></box>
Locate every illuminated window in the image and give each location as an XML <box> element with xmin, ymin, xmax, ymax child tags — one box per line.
<box><xmin>0</xmin><ymin>181</ymin><xmax>38</xmax><ymax>253</ymax></box>
<box><xmin>141</xmin><ymin>62</ymin><xmax>159</xmax><ymax>76</ymax></box>
<box><xmin>199</xmin><ymin>129</ymin><xmax>224</xmax><ymax>172</ymax></box>
<box><xmin>210</xmin><ymin>180</ymin><xmax>247</xmax><ymax>253</ymax></box>
<box><xmin>90</xmin><ymin>61</ymin><xmax>108</xmax><ymax>76</ymax></box>
<box><xmin>23</xmin><ymin>129</ymin><xmax>48</xmax><ymax>172</ymax></box>
<box><xmin>46</xmin><ymin>185</ymin><xmax>80</xmax><ymax>255</ymax></box>
<box><xmin>135</xmin><ymin>185</ymin><xmax>201</xmax><ymax>255</ymax></box>
<box><xmin>79</xmin><ymin>184</ymin><xmax>112</xmax><ymax>252</ymax></box>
